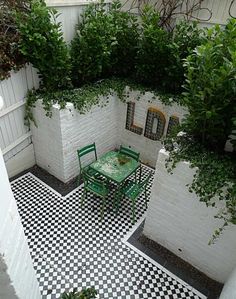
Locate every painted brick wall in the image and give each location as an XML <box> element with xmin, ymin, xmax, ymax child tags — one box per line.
<box><xmin>220</xmin><ymin>267</ymin><xmax>236</xmax><ymax>298</ymax></box>
<box><xmin>0</xmin><ymin>149</ymin><xmax>41</xmax><ymax>299</ymax></box>
<box><xmin>31</xmin><ymin>100</ymin><xmax>65</xmax><ymax>182</ymax></box>
<box><xmin>60</xmin><ymin>95</ymin><xmax>121</xmax><ymax>182</ymax></box>
<box><xmin>118</xmin><ymin>89</ymin><xmax>185</xmax><ymax>167</ymax></box>
<box><xmin>32</xmin><ymin>95</ymin><xmax>121</xmax><ymax>182</ymax></box>
<box><xmin>143</xmin><ymin>149</ymin><xmax>236</xmax><ymax>283</ymax></box>
<box><xmin>32</xmin><ymin>91</ymin><xmax>185</xmax><ymax>182</ymax></box>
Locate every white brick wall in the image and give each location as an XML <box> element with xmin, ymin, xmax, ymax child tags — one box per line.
<box><xmin>220</xmin><ymin>267</ymin><xmax>236</xmax><ymax>298</ymax></box>
<box><xmin>0</xmin><ymin>148</ymin><xmax>41</xmax><ymax>299</ymax></box>
<box><xmin>32</xmin><ymin>95</ymin><xmax>121</xmax><ymax>182</ymax></box>
<box><xmin>118</xmin><ymin>89</ymin><xmax>185</xmax><ymax>167</ymax></box>
<box><xmin>31</xmin><ymin>100</ymin><xmax>65</xmax><ymax>182</ymax></box>
<box><xmin>143</xmin><ymin>149</ymin><xmax>236</xmax><ymax>283</ymax></box>
<box><xmin>60</xmin><ymin>95</ymin><xmax>120</xmax><ymax>182</ymax></box>
<box><xmin>32</xmin><ymin>91</ymin><xmax>185</xmax><ymax>182</ymax></box>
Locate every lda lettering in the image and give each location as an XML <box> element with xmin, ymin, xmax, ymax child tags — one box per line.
<box><xmin>125</xmin><ymin>101</ymin><xmax>179</xmax><ymax>140</ymax></box>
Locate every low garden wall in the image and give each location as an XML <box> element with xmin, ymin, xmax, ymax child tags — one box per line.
<box><xmin>31</xmin><ymin>90</ymin><xmax>185</xmax><ymax>182</ymax></box>
<box><xmin>0</xmin><ymin>149</ymin><xmax>41</xmax><ymax>299</ymax></box>
<box><xmin>143</xmin><ymin>149</ymin><xmax>236</xmax><ymax>283</ymax></box>
<box><xmin>32</xmin><ymin>95</ymin><xmax>120</xmax><ymax>182</ymax></box>
<box><xmin>220</xmin><ymin>267</ymin><xmax>236</xmax><ymax>298</ymax></box>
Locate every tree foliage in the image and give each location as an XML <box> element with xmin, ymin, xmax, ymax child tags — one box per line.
<box><xmin>0</xmin><ymin>0</ymin><xmax>30</xmax><ymax>80</ymax></box>
<box><xmin>15</xmin><ymin>0</ymin><xmax>71</xmax><ymax>91</ymax></box>
<box><xmin>135</xmin><ymin>8</ymin><xmax>204</xmax><ymax>93</ymax></box>
<box><xmin>71</xmin><ymin>0</ymin><xmax>139</xmax><ymax>86</ymax></box>
<box><xmin>182</xmin><ymin>19</ymin><xmax>236</xmax><ymax>152</ymax></box>
<box><xmin>164</xmin><ymin>19</ymin><xmax>236</xmax><ymax>243</ymax></box>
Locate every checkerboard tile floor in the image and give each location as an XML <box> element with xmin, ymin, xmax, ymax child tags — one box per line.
<box><xmin>11</xmin><ymin>166</ymin><xmax>206</xmax><ymax>299</ymax></box>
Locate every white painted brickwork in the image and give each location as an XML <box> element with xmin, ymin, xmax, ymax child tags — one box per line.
<box><xmin>118</xmin><ymin>89</ymin><xmax>185</xmax><ymax>167</ymax></box>
<box><xmin>220</xmin><ymin>267</ymin><xmax>236</xmax><ymax>299</ymax></box>
<box><xmin>60</xmin><ymin>95</ymin><xmax>120</xmax><ymax>182</ymax></box>
<box><xmin>31</xmin><ymin>100</ymin><xmax>65</xmax><ymax>182</ymax></box>
<box><xmin>32</xmin><ymin>95</ymin><xmax>121</xmax><ymax>182</ymax></box>
<box><xmin>143</xmin><ymin>149</ymin><xmax>236</xmax><ymax>283</ymax></box>
<box><xmin>0</xmin><ymin>149</ymin><xmax>41</xmax><ymax>299</ymax></box>
<box><xmin>32</xmin><ymin>91</ymin><xmax>185</xmax><ymax>182</ymax></box>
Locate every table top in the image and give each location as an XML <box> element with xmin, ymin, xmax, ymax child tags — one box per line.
<box><xmin>90</xmin><ymin>151</ymin><xmax>140</xmax><ymax>184</ymax></box>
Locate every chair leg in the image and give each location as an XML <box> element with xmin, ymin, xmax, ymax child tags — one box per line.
<box><xmin>145</xmin><ymin>188</ymin><xmax>148</xmax><ymax>208</ymax></box>
<box><xmin>81</xmin><ymin>188</ymin><xmax>87</xmax><ymax>206</ymax></box>
<box><xmin>139</xmin><ymin>165</ymin><xmax>142</xmax><ymax>183</ymax></box>
<box><xmin>132</xmin><ymin>199</ymin><xmax>136</xmax><ymax>224</ymax></box>
<box><xmin>100</xmin><ymin>197</ymin><xmax>106</xmax><ymax>221</ymax></box>
<box><xmin>78</xmin><ymin>172</ymin><xmax>82</xmax><ymax>186</ymax></box>
<box><xmin>114</xmin><ymin>188</ymin><xmax>122</xmax><ymax>214</ymax></box>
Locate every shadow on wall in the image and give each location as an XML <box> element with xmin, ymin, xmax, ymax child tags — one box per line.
<box><xmin>0</xmin><ymin>255</ymin><xmax>19</xmax><ymax>299</ymax></box>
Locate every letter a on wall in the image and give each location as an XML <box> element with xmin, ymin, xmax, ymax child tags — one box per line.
<box><xmin>144</xmin><ymin>108</ymin><xmax>166</xmax><ymax>140</ymax></box>
<box><xmin>126</xmin><ymin>102</ymin><xmax>143</xmax><ymax>135</ymax></box>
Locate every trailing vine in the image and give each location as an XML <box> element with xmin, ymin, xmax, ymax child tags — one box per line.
<box><xmin>25</xmin><ymin>77</ymin><xmax>181</xmax><ymax>127</ymax></box>
<box><xmin>164</xmin><ymin>134</ymin><xmax>236</xmax><ymax>244</ymax></box>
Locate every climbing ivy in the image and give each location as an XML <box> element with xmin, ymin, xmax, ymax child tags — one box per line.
<box><xmin>25</xmin><ymin>77</ymin><xmax>181</xmax><ymax>126</ymax></box>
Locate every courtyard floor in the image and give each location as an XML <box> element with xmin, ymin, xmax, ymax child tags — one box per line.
<box><xmin>11</xmin><ymin>165</ymin><xmax>206</xmax><ymax>299</ymax></box>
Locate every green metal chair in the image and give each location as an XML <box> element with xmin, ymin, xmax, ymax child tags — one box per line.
<box><xmin>119</xmin><ymin>171</ymin><xmax>152</xmax><ymax>224</ymax></box>
<box><xmin>119</xmin><ymin>145</ymin><xmax>140</xmax><ymax>161</ymax></box>
<box><xmin>81</xmin><ymin>172</ymin><xmax>109</xmax><ymax>220</ymax></box>
<box><xmin>77</xmin><ymin>143</ymin><xmax>99</xmax><ymax>181</ymax></box>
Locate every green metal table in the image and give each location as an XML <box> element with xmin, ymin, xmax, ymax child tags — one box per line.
<box><xmin>89</xmin><ymin>150</ymin><xmax>140</xmax><ymax>210</ymax></box>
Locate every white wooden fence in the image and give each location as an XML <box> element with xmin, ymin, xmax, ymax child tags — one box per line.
<box><xmin>195</xmin><ymin>0</ymin><xmax>235</xmax><ymax>26</ymax></box>
<box><xmin>0</xmin><ymin>65</ymin><xmax>39</xmax><ymax>175</ymax></box>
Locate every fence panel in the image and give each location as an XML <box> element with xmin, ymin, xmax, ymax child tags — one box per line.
<box><xmin>0</xmin><ymin>65</ymin><xmax>39</xmax><ymax>163</ymax></box>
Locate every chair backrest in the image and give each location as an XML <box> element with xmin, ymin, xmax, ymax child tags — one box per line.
<box><xmin>120</xmin><ymin>145</ymin><xmax>140</xmax><ymax>161</ymax></box>
<box><xmin>82</xmin><ymin>172</ymin><xmax>106</xmax><ymax>194</ymax></box>
<box><xmin>77</xmin><ymin>143</ymin><xmax>97</xmax><ymax>171</ymax></box>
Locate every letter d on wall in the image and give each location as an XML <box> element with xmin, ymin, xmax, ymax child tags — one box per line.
<box><xmin>144</xmin><ymin>108</ymin><xmax>166</xmax><ymax>140</ymax></box>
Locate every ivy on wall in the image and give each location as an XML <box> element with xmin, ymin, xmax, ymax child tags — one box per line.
<box><xmin>25</xmin><ymin>77</ymin><xmax>181</xmax><ymax>127</ymax></box>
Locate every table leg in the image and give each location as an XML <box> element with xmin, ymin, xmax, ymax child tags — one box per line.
<box><xmin>114</xmin><ymin>184</ymin><xmax>123</xmax><ymax>214</ymax></box>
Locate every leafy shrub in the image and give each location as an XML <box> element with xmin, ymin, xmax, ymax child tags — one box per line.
<box><xmin>135</xmin><ymin>7</ymin><xmax>171</xmax><ymax>90</ymax></box>
<box><xmin>167</xmin><ymin>20</ymin><xmax>205</xmax><ymax>93</ymax></box>
<box><xmin>108</xmin><ymin>1</ymin><xmax>139</xmax><ymax>77</ymax></box>
<box><xmin>182</xmin><ymin>19</ymin><xmax>236</xmax><ymax>152</ymax></box>
<box><xmin>164</xmin><ymin>19</ymin><xmax>236</xmax><ymax>243</ymax></box>
<box><xmin>0</xmin><ymin>0</ymin><xmax>30</xmax><ymax>80</ymax></box>
<box><xmin>135</xmin><ymin>10</ymin><xmax>204</xmax><ymax>93</ymax></box>
<box><xmin>16</xmin><ymin>0</ymin><xmax>71</xmax><ymax>91</ymax></box>
<box><xmin>70</xmin><ymin>0</ymin><xmax>139</xmax><ymax>86</ymax></box>
<box><xmin>61</xmin><ymin>287</ymin><xmax>97</xmax><ymax>299</ymax></box>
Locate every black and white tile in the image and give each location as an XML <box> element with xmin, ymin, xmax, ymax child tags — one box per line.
<box><xmin>11</xmin><ymin>166</ymin><xmax>206</xmax><ymax>299</ymax></box>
